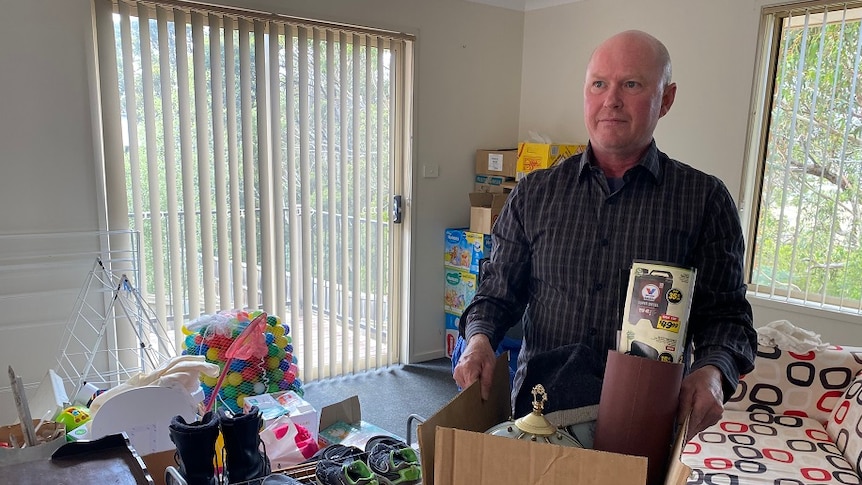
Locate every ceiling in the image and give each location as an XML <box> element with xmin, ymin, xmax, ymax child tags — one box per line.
<box><xmin>465</xmin><ymin>0</ymin><xmax>582</xmax><ymax>12</ymax></box>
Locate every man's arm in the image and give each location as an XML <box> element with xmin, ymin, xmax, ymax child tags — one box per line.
<box><xmin>680</xmin><ymin>179</ymin><xmax>757</xmax><ymax>439</ymax></box>
<box><xmin>454</xmin><ymin>183</ymin><xmax>532</xmax><ymax>396</ymax></box>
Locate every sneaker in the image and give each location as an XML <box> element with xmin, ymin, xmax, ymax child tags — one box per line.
<box><xmin>315</xmin><ymin>458</ymin><xmax>379</xmax><ymax>485</ymax></box>
<box><xmin>318</xmin><ymin>444</ymin><xmax>366</xmax><ymax>463</ymax></box>
<box><xmin>364</xmin><ymin>436</ymin><xmax>422</xmax><ymax>485</ymax></box>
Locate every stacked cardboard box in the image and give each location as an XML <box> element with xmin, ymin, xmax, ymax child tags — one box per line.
<box><xmin>471</xmin><ymin>149</ymin><xmax>517</xmax><ymax>234</ymax></box>
<box><xmin>443</xmin><ymin>228</ymin><xmax>491</xmax><ymax>358</ymax></box>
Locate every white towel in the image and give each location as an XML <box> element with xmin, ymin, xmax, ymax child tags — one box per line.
<box><xmin>756</xmin><ymin>320</ymin><xmax>830</xmax><ymax>352</ymax></box>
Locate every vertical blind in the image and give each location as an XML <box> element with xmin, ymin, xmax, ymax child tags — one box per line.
<box><xmin>93</xmin><ymin>0</ymin><xmax>413</xmax><ymax>380</ymax></box>
<box><xmin>750</xmin><ymin>2</ymin><xmax>862</xmax><ymax>314</ymax></box>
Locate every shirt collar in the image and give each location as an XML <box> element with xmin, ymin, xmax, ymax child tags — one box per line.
<box><xmin>576</xmin><ymin>140</ymin><xmax>662</xmax><ymax>184</ymax></box>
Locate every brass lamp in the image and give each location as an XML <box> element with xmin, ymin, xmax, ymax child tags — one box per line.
<box><xmin>484</xmin><ymin>384</ymin><xmax>584</xmax><ymax>447</ymax></box>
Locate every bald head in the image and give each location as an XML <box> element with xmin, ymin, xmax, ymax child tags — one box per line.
<box><xmin>589</xmin><ymin>30</ymin><xmax>672</xmax><ymax>88</ymax></box>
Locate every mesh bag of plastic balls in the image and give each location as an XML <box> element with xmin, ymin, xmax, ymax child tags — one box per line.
<box><xmin>181</xmin><ymin>310</ymin><xmax>303</xmax><ymax>413</ymax></box>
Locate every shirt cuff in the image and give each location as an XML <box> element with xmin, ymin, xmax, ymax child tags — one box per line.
<box><xmin>690</xmin><ymin>349</ymin><xmax>740</xmax><ymax>403</ymax></box>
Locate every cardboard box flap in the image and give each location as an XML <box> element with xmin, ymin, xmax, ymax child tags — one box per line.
<box><xmin>468</xmin><ymin>192</ymin><xmax>507</xmax><ymax>211</ymax></box>
<box><xmin>664</xmin><ymin>418</ymin><xmax>692</xmax><ymax>485</ymax></box>
<box><xmin>318</xmin><ymin>395</ymin><xmax>362</xmax><ymax>430</ymax></box>
<box><xmin>418</xmin><ymin>353</ymin><xmax>511</xmax><ymax>485</ymax></box>
<box><xmin>435</xmin><ymin>427</ymin><xmax>649</xmax><ymax>485</ymax></box>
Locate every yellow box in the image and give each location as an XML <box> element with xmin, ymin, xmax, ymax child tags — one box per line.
<box><xmin>516</xmin><ymin>142</ymin><xmax>586</xmax><ymax>180</ymax></box>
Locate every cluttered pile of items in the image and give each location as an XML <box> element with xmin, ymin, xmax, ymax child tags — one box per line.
<box><xmin>2</xmin><ymin>304</ymin><xmax>423</xmax><ymax>485</ymax></box>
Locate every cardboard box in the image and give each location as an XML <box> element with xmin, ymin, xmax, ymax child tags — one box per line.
<box><xmin>316</xmin><ymin>395</ymin><xmax>403</xmax><ymax>450</ymax></box>
<box><xmin>445</xmin><ymin>312</ymin><xmax>460</xmax><ymax>359</ymax></box>
<box><xmin>469</xmin><ymin>192</ymin><xmax>507</xmax><ymax>234</ymax></box>
<box><xmin>443</xmin><ymin>268</ymin><xmax>478</xmax><ymax>315</ymax></box>
<box><xmin>475</xmin><ymin>149</ymin><xmax>518</xmax><ymax>178</ymax></box>
<box><xmin>516</xmin><ymin>142</ymin><xmax>586</xmax><ymax>180</ymax></box>
<box><xmin>474</xmin><ymin>174</ymin><xmax>516</xmax><ymax>194</ymax></box>
<box><xmin>417</xmin><ymin>354</ymin><xmax>691</xmax><ymax>485</ymax></box>
<box><xmin>243</xmin><ymin>390</ymin><xmax>319</xmax><ymax>442</ymax></box>
<box><xmin>444</xmin><ymin>228</ymin><xmax>491</xmax><ymax>274</ymax></box>
<box><xmin>0</xmin><ymin>420</ymin><xmax>65</xmax><ymax>466</ymax></box>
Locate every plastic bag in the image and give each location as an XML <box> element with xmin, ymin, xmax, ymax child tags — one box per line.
<box><xmin>259</xmin><ymin>414</ymin><xmax>319</xmax><ymax>469</ymax></box>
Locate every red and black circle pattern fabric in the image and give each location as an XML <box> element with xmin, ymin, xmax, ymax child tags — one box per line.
<box><xmin>827</xmin><ymin>370</ymin><xmax>862</xmax><ymax>481</ymax></box>
<box><xmin>727</xmin><ymin>345</ymin><xmax>862</xmax><ymax>424</ymax></box>
<box><xmin>681</xmin><ymin>344</ymin><xmax>862</xmax><ymax>484</ymax></box>
<box><xmin>682</xmin><ymin>410</ymin><xmax>860</xmax><ymax>484</ymax></box>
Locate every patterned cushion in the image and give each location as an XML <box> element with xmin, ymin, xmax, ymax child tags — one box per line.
<box><xmin>726</xmin><ymin>345</ymin><xmax>862</xmax><ymax>424</ymax></box>
<box><xmin>682</xmin><ymin>410</ymin><xmax>860</xmax><ymax>484</ymax></box>
<box><xmin>827</xmin><ymin>370</ymin><xmax>862</xmax><ymax>475</ymax></box>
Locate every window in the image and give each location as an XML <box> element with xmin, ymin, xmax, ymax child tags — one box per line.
<box><xmin>92</xmin><ymin>0</ymin><xmax>414</xmax><ymax>380</ymax></box>
<box><xmin>746</xmin><ymin>1</ymin><xmax>862</xmax><ymax>315</ymax></box>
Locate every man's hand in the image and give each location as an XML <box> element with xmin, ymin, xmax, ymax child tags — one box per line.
<box><xmin>452</xmin><ymin>334</ymin><xmax>497</xmax><ymax>400</ymax></box>
<box><xmin>678</xmin><ymin>365</ymin><xmax>724</xmax><ymax>442</ymax></box>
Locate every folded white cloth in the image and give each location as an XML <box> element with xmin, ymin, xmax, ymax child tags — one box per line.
<box><xmin>756</xmin><ymin>320</ymin><xmax>830</xmax><ymax>352</ymax></box>
<box><xmin>88</xmin><ymin>354</ymin><xmax>220</xmax><ymax>416</ymax></box>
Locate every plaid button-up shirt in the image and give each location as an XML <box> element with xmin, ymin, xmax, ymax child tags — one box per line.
<box><xmin>462</xmin><ymin>141</ymin><xmax>757</xmax><ymax>404</ymax></box>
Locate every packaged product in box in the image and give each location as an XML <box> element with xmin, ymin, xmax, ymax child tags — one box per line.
<box><xmin>445</xmin><ymin>312</ymin><xmax>461</xmax><ymax>359</ymax></box>
<box><xmin>619</xmin><ymin>260</ymin><xmax>697</xmax><ymax>363</ymax></box>
<box><xmin>243</xmin><ymin>390</ymin><xmax>319</xmax><ymax>441</ymax></box>
<box><xmin>469</xmin><ymin>192</ymin><xmax>508</xmax><ymax>234</ymax></box>
<box><xmin>474</xmin><ymin>174</ymin><xmax>516</xmax><ymax>193</ymax></box>
<box><xmin>444</xmin><ymin>228</ymin><xmax>492</xmax><ymax>274</ymax></box>
<box><xmin>475</xmin><ymin>149</ymin><xmax>518</xmax><ymax>178</ymax></box>
<box><xmin>516</xmin><ymin>142</ymin><xmax>586</xmax><ymax>180</ymax></box>
<box><xmin>443</xmin><ymin>268</ymin><xmax>477</xmax><ymax>315</ymax></box>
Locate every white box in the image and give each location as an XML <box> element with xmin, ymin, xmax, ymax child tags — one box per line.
<box><xmin>244</xmin><ymin>391</ymin><xmax>319</xmax><ymax>441</ymax></box>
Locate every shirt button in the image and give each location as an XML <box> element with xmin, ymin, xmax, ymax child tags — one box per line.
<box><xmin>600</xmin><ymin>238</ymin><xmax>609</xmax><ymax>247</ymax></box>
<box><xmin>589</xmin><ymin>327</ymin><xmax>598</xmax><ymax>336</ymax></box>
<box><xmin>593</xmin><ymin>283</ymin><xmax>603</xmax><ymax>292</ymax></box>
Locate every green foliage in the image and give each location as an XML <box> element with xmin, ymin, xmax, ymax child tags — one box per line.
<box><xmin>753</xmin><ymin>14</ymin><xmax>862</xmax><ymax>307</ymax></box>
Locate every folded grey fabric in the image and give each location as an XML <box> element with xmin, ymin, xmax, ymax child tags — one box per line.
<box><xmin>513</xmin><ymin>343</ymin><xmax>604</xmax><ymax>425</ymax></box>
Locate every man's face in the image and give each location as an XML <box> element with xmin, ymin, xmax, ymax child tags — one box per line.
<box><xmin>583</xmin><ymin>36</ymin><xmax>675</xmax><ymax>160</ymax></box>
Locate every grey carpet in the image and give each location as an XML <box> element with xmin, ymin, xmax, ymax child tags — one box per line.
<box><xmin>300</xmin><ymin>358</ymin><xmax>458</xmax><ymax>444</ymax></box>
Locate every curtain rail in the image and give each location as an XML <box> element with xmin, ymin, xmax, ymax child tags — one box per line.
<box><xmin>115</xmin><ymin>0</ymin><xmax>416</xmax><ymax>42</ymax></box>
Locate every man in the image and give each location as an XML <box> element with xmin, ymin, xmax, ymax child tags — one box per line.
<box><xmin>453</xmin><ymin>30</ymin><xmax>757</xmax><ymax>441</ymax></box>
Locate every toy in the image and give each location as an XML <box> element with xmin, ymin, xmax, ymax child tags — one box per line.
<box><xmin>56</xmin><ymin>405</ymin><xmax>91</xmax><ymax>432</ymax></box>
<box><xmin>182</xmin><ymin>310</ymin><xmax>303</xmax><ymax>413</ymax></box>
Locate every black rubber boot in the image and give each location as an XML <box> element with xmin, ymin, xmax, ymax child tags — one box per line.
<box><xmin>219</xmin><ymin>405</ymin><xmax>271</xmax><ymax>484</ymax></box>
<box><xmin>168</xmin><ymin>412</ymin><xmax>219</xmax><ymax>485</ymax></box>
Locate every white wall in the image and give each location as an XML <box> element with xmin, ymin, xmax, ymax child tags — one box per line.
<box><xmin>519</xmin><ymin>0</ymin><xmax>862</xmax><ymax>345</ymax></box>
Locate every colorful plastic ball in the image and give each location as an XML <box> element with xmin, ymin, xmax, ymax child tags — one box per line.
<box><xmin>267</xmin><ymin>383</ymin><xmax>280</xmax><ymax>393</ymax></box>
<box><xmin>202</xmin><ymin>375</ymin><xmax>218</xmax><ymax>387</ymax></box>
<box><xmin>279</xmin><ymin>360</ymin><xmax>290</xmax><ymax>371</ymax></box>
<box><xmin>270</xmin><ymin>325</ymin><xmax>285</xmax><ymax>338</ymax></box>
<box><xmin>268</xmin><ymin>369</ymin><xmax>284</xmax><ymax>382</ymax></box>
<box><xmin>206</xmin><ymin>348</ymin><xmax>220</xmax><ymax>361</ymax></box>
<box><xmin>267</xmin><ymin>315</ymin><xmax>278</xmax><ymax>326</ymax></box>
<box><xmin>226</xmin><ymin>372</ymin><xmax>242</xmax><ymax>387</ymax></box>
<box><xmin>267</xmin><ymin>344</ymin><xmax>279</xmax><ymax>357</ymax></box>
<box><xmin>253</xmin><ymin>382</ymin><xmax>266</xmax><ymax>395</ymax></box>
<box><xmin>241</xmin><ymin>365</ymin><xmax>259</xmax><ymax>382</ymax></box>
<box><xmin>267</xmin><ymin>356</ymin><xmax>281</xmax><ymax>370</ymax></box>
<box><xmin>222</xmin><ymin>385</ymin><xmax>238</xmax><ymax>399</ymax></box>
<box><xmin>238</xmin><ymin>381</ymin><xmax>254</xmax><ymax>395</ymax></box>
<box><xmin>274</xmin><ymin>336</ymin><xmax>288</xmax><ymax>349</ymax></box>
